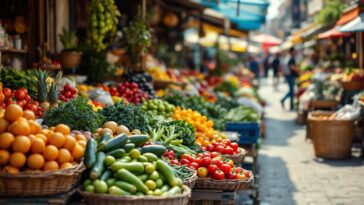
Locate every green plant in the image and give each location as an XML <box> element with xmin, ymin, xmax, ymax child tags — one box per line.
<box><xmin>314</xmin><ymin>0</ymin><xmax>344</xmax><ymax>25</ymax></box>
<box><xmin>59</xmin><ymin>28</ymin><xmax>78</xmax><ymax>51</ymax></box>
<box><xmin>122</xmin><ymin>7</ymin><xmax>152</xmax><ymax>65</ymax></box>
<box><xmin>48</xmin><ymin>71</ymin><xmax>62</xmax><ymax>106</ymax></box>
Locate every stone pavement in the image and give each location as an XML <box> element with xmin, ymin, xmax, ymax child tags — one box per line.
<box><xmin>258</xmin><ymin>80</ymin><xmax>364</xmax><ymax>205</ymax></box>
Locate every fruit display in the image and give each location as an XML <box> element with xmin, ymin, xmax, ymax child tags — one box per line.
<box><xmin>341</xmin><ymin>68</ymin><xmax>364</xmax><ymax>82</ymax></box>
<box><xmin>0</xmin><ymin>104</ymin><xmax>86</xmax><ymax>173</ymax></box>
<box><xmin>146</xmin><ymin>67</ymin><xmax>173</xmax><ymax>81</ymax></box>
<box><xmin>59</xmin><ymin>83</ymin><xmax>77</xmax><ymax>102</ymax></box>
<box><xmin>123</xmin><ymin>72</ymin><xmax>156</xmax><ymax>98</ymax></box>
<box><xmin>109</xmin><ymin>82</ymin><xmax>150</xmax><ymax>105</ymax></box>
<box><xmin>0</xmin><ymin>68</ymin><xmax>36</xmax><ymax>93</ymax></box>
<box><xmin>93</xmin><ymin>121</ymin><xmax>132</xmax><ymax>139</ymax></box>
<box><xmin>89</xmin><ymin>0</ymin><xmax>120</xmax><ymax>51</ymax></box>
<box><xmin>82</xmin><ymin>131</ymin><xmax>186</xmax><ymax>196</ymax></box>
<box><xmin>0</xmin><ymin>87</ymin><xmax>43</xmax><ymax>117</ymax></box>
<box><xmin>141</xmin><ymin>99</ymin><xmax>176</xmax><ymax>118</ymax></box>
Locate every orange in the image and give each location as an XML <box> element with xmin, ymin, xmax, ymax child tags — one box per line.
<box><xmin>3</xmin><ymin>165</ymin><xmax>19</xmax><ymax>174</ymax></box>
<box><xmin>28</xmin><ymin>134</ymin><xmax>36</xmax><ymax>142</ymax></box>
<box><xmin>0</xmin><ymin>132</ymin><xmax>15</xmax><ymax>149</ymax></box>
<box><xmin>28</xmin><ymin>120</ymin><xmax>41</xmax><ymax>134</ymax></box>
<box><xmin>9</xmin><ymin>118</ymin><xmax>30</xmax><ymax>135</ymax></box>
<box><xmin>12</xmin><ymin>135</ymin><xmax>31</xmax><ymax>153</ymax></box>
<box><xmin>0</xmin><ymin>149</ymin><xmax>10</xmax><ymax>165</ymax></box>
<box><xmin>49</xmin><ymin>126</ymin><xmax>55</xmax><ymax>131</ymax></box>
<box><xmin>45</xmin><ymin>130</ymin><xmax>54</xmax><ymax>138</ymax></box>
<box><xmin>71</xmin><ymin>144</ymin><xmax>84</xmax><ymax>161</ymax></box>
<box><xmin>9</xmin><ymin>152</ymin><xmax>26</xmax><ymax>168</ymax></box>
<box><xmin>58</xmin><ymin>148</ymin><xmax>71</xmax><ymax>164</ymax></box>
<box><xmin>44</xmin><ymin>145</ymin><xmax>59</xmax><ymax>161</ymax></box>
<box><xmin>48</xmin><ymin>132</ymin><xmax>65</xmax><ymax>148</ymax></box>
<box><xmin>60</xmin><ymin>162</ymin><xmax>73</xmax><ymax>169</ymax></box>
<box><xmin>23</xmin><ymin>110</ymin><xmax>36</xmax><ymax>120</ymax></box>
<box><xmin>31</xmin><ymin>138</ymin><xmax>46</xmax><ymax>153</ymax></box>
<box><xmin>75</xmin><ymin>134</ymin><xmax>87</xmax><ymax>142</ymax></box>
<box><xmin>27</xmin><ymin>153</ymin><xmax>45</xmax><ymax>169</ymax></box>
<box><xmin>40</xmin><ymin>129</ymin><xmax>50</xmax><ymax>136</ymax></box>
<box><xmin>4</xmin><ymin>104</ymin><xmax>23</xmax><ymax>122</ymax></box>
<box><xmin>55</xmin><ymin>124</ymin><xmax>71</xmax><ymax>135</ymax></box>
<box><xmin>77</xmin><ymin>140</ymin><xmax>86</xmax><ymax>148</ymax></box>
<box><xmin>0</xmin><ymin>118</ymin><xmax>9</xmax><ymax>133</ymax></box>
<box><xmin>63</xmin><ymin>135</ymin><xmax>76</xmax><ymax>151</ymax></box>
<box><xmin>35</xmin><ymin>133</ymin><xmax>47</xmax><ymax>143</ymax></box>
<box><xmin>43</xmin><ymin>160</ymin><xmax>59</xmax><ymax>171</ymax></box>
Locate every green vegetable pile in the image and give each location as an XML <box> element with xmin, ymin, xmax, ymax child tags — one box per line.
<box><xmin>224</xmin><ymin>106</ymin><xmax>260</xmax><ymax>123</ymax></box>
<box><xmin>42</xmin><ymin>97</ymin><xmax>105</xmax><ymax>132</ymax></box>
<box><xmin>102</xmin><ymin>102</ymin><xmax>156</xmax><ymax>133</ymax></box>
<box><xmin>215</xmin><ymin>94</ymin><xmax>240</xmax><ymax>110</ymax></box>
<box><xmin>0</xmin><ymin>68</ymin><xmax>36</xmax><ymax>94</ymax></box>
<box><xmin>213</xmin><ymin>81</ymin><xmax>238</xmax><ymax>96</ymax></box>
<box><xmin>171</xmin><ymin>164</ymin><xmax>195</xmax><ymax>180</ymax></box>
<box><xmin>141</xmin><ymin>99</ymin><xmax>176</xmax><ymax>119</ymax></box>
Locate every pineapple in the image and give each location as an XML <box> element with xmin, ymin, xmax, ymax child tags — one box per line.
<box><xmin>33</xmin><ymin>69</ymin><xmax>50</xmax><ymax>111</ymax></box>
<box><xmin>48</xmin><ymin>71</ymin><xmax>63</xmax><ymax>108</ymax></box>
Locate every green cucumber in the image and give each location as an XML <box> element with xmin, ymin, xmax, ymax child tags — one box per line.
<box><xmin>118</xmin><ymin>156</ymin><xmax>131</xmax><ymax>163</ymax></box>
<box><xmin>97</xmin><ymin>133</ymin><xmax>112</xmax><ymax>149</ymax></box>
<box><xmin>163</xmin><ymin>186</ymin><xmax>181</xmax><ymax>196</ymax></box>
<box><xmin>116</xmin><ymin>169</ymin><xmax>149</xmax><ymax>194</ymax></box>
<box><xmin>128</xmin><ymin>135</ymin><xmax>149</xmax><ymax>147</ymax></box>
<box><xmin>138</xmin><ymin>156</ymin><xmax>148</xmax><ymax>162</ymax></box>
<box><xmin>106</xmin><ymin>178</ymin><xmax>116</xmax><ymax>187</ymax></box>
<box><xmin>99</xmin><ymin>134</ymin><xmax>128</xmax><ymax>152</ymax></box>
<box><xmin>114</xmin><ymin>181</ymin><xmax>137</xmax><ymax>193</ymax></box>
<box><xmin>137</xmin><ymin>174</ymin><xmax>149</xmax><ymax>182</ymax></box>
<box><xmin>122</xmin><ymin>143</ymin><xmax>135</xmax><ymax>153</ymax></box>
<box><xmin>140</xmin><ymin>145</ymin><xmax>167</xmax><ymax>157</ymax></box>
<box><xmin>100</xmin><ymin>170</ymin><xmax>113</xmax><ymax>181</ymax></box>
<box><xmin>84</xmin><ymin>138</ymin><xmax>97</xmax><ymax>168</ymax></box>
<box><xmin>156</xmin><ymin>160</ymin><xmax>178</xmax><ymax>187</ymax></box>
<box><xmin>142</xmin><ymin>153</ymin><xmax>158</xmax><ymax>162</ymax></box>
<box><xmin>111</xmin><ymin>162</ymin><xmax>144</xmax><ymax>173</ymax></box>
<box><xmin>107</xmin><ymin>148</ymin><xmax>126</xmax><ymax>159</ymax></box>
<box><xmin>160</xmin><ymin>184</ymin><xmax>170</xmax><ymax>193</ymax></box>
<box><xmin>89</xmin><ymin>152</ymin><xmax>106</xmax><ymax>180</ymax></box>
<box><xmin>108</xmin><ymin>186</ymin><xmax>131</xmax><ymax>196</ymax></box>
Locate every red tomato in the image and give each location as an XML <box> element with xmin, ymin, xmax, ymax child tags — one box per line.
<box><xmin>237</xmin><ymin>172</ymin><xmax>247</xmax><ymax>180</ymax></box>
<box><xmin>210</xmin><ymin>152</ymin><xmax>220</xmax><ymax>158</ymax></box>
<box><xmin>231</xmin><ymin>142</ymin><xmax>239</xmax><ymax>151</ymax></box>
<box><xmin>208</xmin><ymin>164</ymin><xmax>218</xmax><ymax>175</ymax></box>
<box><xmin>2</xmin><ymin>88</ymin><xmax>12</xmax><ymax>97</ymax></box>
<box><xmin>170</xmin><ymin>160</ymin><xmax>179</xmax><ymax>165</ymax></box>
<box><xmin>243</xmin><ymin>170</ymin><xmax>250</xmax><ymax>178</ymax></box>
<box><xmin>226</xmin><ymin>171</ymin><xmax>237</xmax><ymax>179</ymax></box>
<box><xmin>28</xmin><ymin>104</ymin><xmax>38</xmax><ymax>113</ymax></box>
<box><xmin>220</xmin><ymin>164</ymin><xmax>231</xmax><ymax>175</ymax></box>
<box><xmin>180</xmin><ymin>159</ymin><xmax>190</xmax><ymax>166</ymax></box>
<box><xmin>60</xmin><ymin>95</ymin><xmax>67</xmax><ymax>101</ymax></box>
<box><xmin>215</xmin><ymin>145</ymin><xmax>225</xmax><ymax>154</ymax></box>
<box><xmin>18</xmin><ymin>87</ymin><xmax>28</xmax><ymax>95</ymax></box>
<box><xmin>5</xmin><ymin>98</ymin><xmax>14</xmax><ymax>106</ymax></box>
<box><xmin>235</xmin><ymin>167</ymin><xmax>244</xmax><ymax>173</ymax></box>
<box><xmin>64</xmin><ymin>91</ymin><xmax>73</xmax><ymax>99</ymax></box>
<box><xmin>223</xmin><ymin>139</ymin><xmax>231</xmax><ymax>146</ymax></box>
<box><xmin>16</xmin><ymin>100</ymin><xmax>24</xmax><ymax>108</ymax></box>
<box><xmin>213</xmin><ymin>170</ymin><xmax>225</xmax><ymax>180</ymax></box>
<box><xmin>33</xmin><ymin>101</ymin><xmax>40</xmax><ymax>106</ymax></box>
<box><xmin>206</xmin><ymin>144</ymin><xmax>215</xmax><ymax>152</ymax></box>
<box><xmin>195</xmin><ymin>157</ymin><xmax>202</xmax><ymax>165</ymax></box>
<box><xmin>37</xmin><ymin>110</ymin><xmax>43</xmax><ymax>117</ymax></box>
<box><xmin>202</xmin><ymin>152</ymin><xmax>211</xmax><ymax>158</ymax></box>
<box><xmin>197</xmin><ymin>167</ymin><xmax>208</xmax><ymax>177</ymax></box>
<box><xmin>24</xmin><ymin>95</ymin><xmax>31</xmax><ymax>103</ymax></box>
<box><xmin>200</xmin><ymin>157</ymin><xmax>211</xmax><ymax>167</ymax></box>
<box><xmin>181</xmin><ymin>154</ymin><xmax>192</xmax><ymax>161</ymax></box>
<box><xmin>189</xmin><ymin>162</ymin><xmax>199</xmax><ymax>170</ymax></box>
<box><xmin>224</xmin><ymin>146</ymin><xmax>234</xmax><ymax>155</ymax></box>
<box><xmin>15</xmin><ymin>89</ymin><xmax>26</xmax><ymax>100</ymax></box>
<box><xmin>211</xmin><ymin>158</ymin><xmax>222</xmax><ymax>167</ymax></box>
<box><xmin>196</xmin><ymin>153</ymin><xmax>203</xmax><ymax>158</ymax></box>
<box><xmin>64</xmin><ymin>83</ymin><xmax>72</xmax><ymax>91</ymax></box>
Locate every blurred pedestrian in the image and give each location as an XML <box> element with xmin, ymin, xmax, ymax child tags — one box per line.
<box><xmin>271</xmin><ymin>53</ymin><xmax>281</xmax><ymax>90</ymax></box>
<box><xmin>280</xmin><ymin>48</ymin><xmax>300</xmax><ymax>111</ymax></box>
<box><xmin>263</xmin><ymin>53</ymin><xmax>270</xmax><ymax>78</ymax></box>
<box><xmin>248</xmin><ymin>55</ymin><xmax>260</xmax><ymax>80</ymax></box>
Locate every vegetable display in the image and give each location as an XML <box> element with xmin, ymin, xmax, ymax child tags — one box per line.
<box><xmin>224</xmin><ymin>106</ymin><xmax>260</xmax><ymax>123</ymax></box>
<box><xmin>109</xmin><ymin>82</ymin><xmax>150</xmax><ymax>105</ymax></box>
<box><xmin>141</xmin><ymin>99</ymin><xmax>176</xmax><ymax>118</ymax></box>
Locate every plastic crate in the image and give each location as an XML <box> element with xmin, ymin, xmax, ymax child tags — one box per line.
<box><xmin>225</xmin><ymin>122</ymin><xmax>260</xmax><ymax>145</ymax></box>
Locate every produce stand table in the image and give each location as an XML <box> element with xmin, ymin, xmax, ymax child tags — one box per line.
<box><xmin>189</xmin><ymin>189</ymin><xmax>235</xmax><ymax>205</ymax></box>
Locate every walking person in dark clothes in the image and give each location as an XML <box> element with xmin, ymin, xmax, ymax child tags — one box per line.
<box><xmin>263</xmin><ymin>53</ymin><xmax>270</xmax><ymax>78</ymax></box>
<box><xmin>271</xmin><ymin>53</ymin><xmax>281</xmax><ymax>90</ymax></box>
<box><xmin>280</xmin><ymin>48</ymin><xmax>300</xmax><ymax>111</ymax></box>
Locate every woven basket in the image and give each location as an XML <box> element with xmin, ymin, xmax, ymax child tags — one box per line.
<box><xmin>0</xmin><ymin>163</ymin><xmax>85</xmax><ymax>197</ymax></box>
<box><xmin>309</xmin><ymin>100</ymin><xmax>339</xmax><ymax>111</ymax></box>
<box><xmin>222</xmin><ymin>149</ymin><xmax>247</xmax><ymax>164</ymax></box>
<box><xmin>340</xmin><ymin>81</ymin><xmax>364</xmax><ymax>91</ymax></box>
<box><xmin>183</xmin><ymin>169</ymin><xmax>198</xmax><ymax>189</ymax></box>
<box><xmin>308</xmin><ymin>111</ymin><xmax>354</xmax><ymax>159</ymax></box>
<box><xmin>79</xmin><ymin>185</ymin><xmax>191</xmax><ymax>205</ymax></box>
<box><xmin>195</xmin><ymin>172</ymin><xmax>254</xmax><ymax>191</ymax></box>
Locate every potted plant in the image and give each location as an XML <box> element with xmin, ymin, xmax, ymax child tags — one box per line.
<box><xmin>58</xmin><ymin>28</ymin><xmax>82</xmax><ymax>68</ymax></box>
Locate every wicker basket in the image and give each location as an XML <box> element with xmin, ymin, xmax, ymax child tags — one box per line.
<box><xmin>79</xmin><ymin>185</ymin><xmax>191</xmax><ymax>205</ymax></box>
<box><xmin>309</xmin><ymin>100</ymin><xmax>339</xmax><ymax>111</ymax></box>
<box><xmin>222</xmin><ymin>148</ymin><xmax>247</xmax><ymax>164</ymax></box>
<box><xmin>183</xmin><ymin>169</ymin><xmax>198</xmax><ymax>189</ymax></box>
<box><xmin>340</xmin><ymin>81</ymin><xmax>364</xmax><ymax>91</ymax></box>
<box><xmin>194</xmin><ymin>172</ymin><xmax>254</xmax><ymax>191</ymax></box>
<box><xmin>308</xmin><ymin>111</ymin><xmax>354</xmax><ymax>159</ymax></box>
<box><xmin>0</xmin><ymin>163</ymin><xmax>85</xmax><ymax>197</ymax></box>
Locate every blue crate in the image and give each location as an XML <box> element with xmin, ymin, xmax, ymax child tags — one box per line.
<box><xmin>225</xmin><ymin>122</ymin><xmax>260</xmax><ymax>145</ymax></box>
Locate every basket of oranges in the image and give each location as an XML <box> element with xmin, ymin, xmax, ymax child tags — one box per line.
<box><xmin>0</xmin><ymin>104</ymin><xmax>86</xmax><ymax>196</ymax></box>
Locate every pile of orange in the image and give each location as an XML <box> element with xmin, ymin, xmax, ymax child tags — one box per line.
<box><xmin>0</xmin><ymin>104</ymin><xmax>86</xmax><ymax>174</ymax></box>
<box><xmin>172</xmin><ymin>108</ymin><xmax>225</xmax><ymax>147</ymax></box>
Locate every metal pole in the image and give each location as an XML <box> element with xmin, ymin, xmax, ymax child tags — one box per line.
<box><xmin>142</xmin><ymin>0</ymin><xmax>146</xmax><ymax>20</ymax></box>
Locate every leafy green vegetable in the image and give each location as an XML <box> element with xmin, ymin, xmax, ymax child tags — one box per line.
<box><xmin>0</xmin><ymin>68</ymin><xmax>36</xmax><ymax>95</ymax></box>
<box><xmin>224</xmin><ymin>106</ymin><xmax>260</xmax><ymax>123</ymax></box>
<box><xmin>215</xmin><ymin>94</ymin><xmax>240</xmax><ymax>110</ymax></box>
<box><xmin>150</xmin><ymin>120</ymin><xmax>195</xmax><ymax>146</ymax></box>
<box><xmin>42</xmin><ymin>97</ymin><xmax>105</xmax><ymax>131</ymax></box>
<box><xmin>102</xmin><ymin>102</ymin><xmax>156</xmax><ymax>133</ymax></box>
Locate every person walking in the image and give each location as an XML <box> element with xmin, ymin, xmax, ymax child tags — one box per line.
<box><xmin>271</xmin><ymin>53</ymin><xmax>281</xmax><ymax>90</ymax></box>
<box><xmin>263</xmin><ymin>53</ymin><xmax>270</xmax><ymax>78</ymax></box>
<box><xmin>248</xmin><ymin>55</ymin><xmax>261</xmax><ymax>80</ymax></box>
<box><xmin>280</xmin><ymin>48</ymin><xmax>300</xmax><ymax>111</ymax></box>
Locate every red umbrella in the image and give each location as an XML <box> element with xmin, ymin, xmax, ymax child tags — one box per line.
<box><xmin>251</xmin><ymin>33</ymin><xmax>282</xmax><ymax>51</ymax></box>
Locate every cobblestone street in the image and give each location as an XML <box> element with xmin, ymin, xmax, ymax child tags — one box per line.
<box><xmin>258</xmin><ymin>81</ymin><xmax>364</xmax><ymax>205</ymax></box>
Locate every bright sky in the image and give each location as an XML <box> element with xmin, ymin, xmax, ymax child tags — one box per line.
<box><xmin>267</xmin><ymin>0</ymin><xmax>284</xmax><ymax>20</ymax></box>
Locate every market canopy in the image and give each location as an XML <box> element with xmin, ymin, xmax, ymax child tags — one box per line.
<box><xmin>336</xmin><ymin>6</ymin><xmax>360</xmax><ymax>26</ymax></box>
<box><xmin>251</xmin><ymin>33</ymin><xmax>282</xmax><ymax>51</ymax></box>
<box><xmin>318</xmin><ymin>26</ymin><xmax>349</xmax><ymax>39</ymax></box>
<box><xmin>339</xmin><ymin>12</ymin><xmax>364</xmax><ymax>32</ymax></box>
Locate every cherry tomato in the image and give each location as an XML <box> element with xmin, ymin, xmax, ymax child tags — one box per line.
<box><xmin>223</xmin><ymin>139</ymin><xmax>232</xmax><ymax>146</ymax></box>
<box><xmin>189</xmin><ymin>162</ymin><xmax>199</xmax><ymax>170</ymax></box>
<box><xmin>208</xmin><ymin>164</ymin><xmax>218</xmax><ymax>175</ymax></box>
<box><xmin>195</xmin><ymin>157</ymin><xmax>202</xmax><ymax>165</ymax></box>
<box><xmin>244</xmin><ymin>170</ymin><xmax>250</xmax><ymax>178</ymax></box>
<box><xmin>200</xmin><ymin>157</ymin><xmax>211</xmax><ymax>167</ymax></box>
<box><xmin>15</xmin><ymin>89</ymin><xmax>26</xmax><ymax>100</ymax></box>
<box><xmin>24</xmin><ymin>95</ymin><xmax>31</xmax><ymax>103</ymax></box>
<box><xmin>170</xmin><ymin>160</ymin><xmax>179</xmax><ymax>165</ymax></box>
<box><xmin>202</xmin><ymin>152</ymin><xmax>211</xmax><ymax>158</ymax></box>
<box><xmin>197</xmin><ymin>167</ymin><xmax>208</xmax><ymax>178</ymax></box>
<box><xmin>2</xmin><ymin>88</ymin><xmax>12</xmax><ymax>97</ymax></box>
<box><xmin>18</xmin><ymin>87</ymin><xmax>28</xmax><ymax>95</ymax></box>
<box><xmin>220</xmin><ymin>164</ymin><xmax>231</xmax><ymax>175</ymax></box>
<box><xmin>231</xmin><ymin>142</ymin><xmax>239</xmax><ymax>151</ymax></box>
<box><xmin>180</xmin><ymin>159</ymin><xmax>190</xmax><ymax>166</ymax></box>
<box><xmin>213</xmin><ymin>169</ymin><xmax>225</xmax><ymax>180</ymax></box>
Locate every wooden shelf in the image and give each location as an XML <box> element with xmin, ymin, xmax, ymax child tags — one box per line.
<box><xmin>0</xmin><ymin>48</ymin><xmax>28</xmax><ymax>54</ymax></box>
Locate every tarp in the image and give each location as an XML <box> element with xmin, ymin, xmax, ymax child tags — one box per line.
<box><xmin>318</xmin><ymin>26</ymin><xmax>349</xmax><ymax>39</ymax></box>
<box><xmin>340</xmin><ymin>12</ymin><xmax>364</xmax><ymax>32</ymax></box>
<box><xmin>336</xmin><ymin>6</ymin><xmax>360</xmax><ymax>26</ymax></box>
